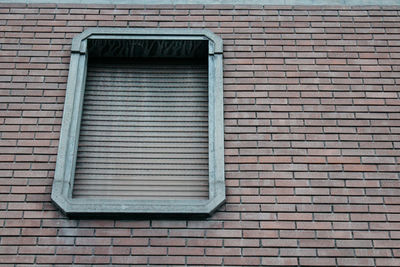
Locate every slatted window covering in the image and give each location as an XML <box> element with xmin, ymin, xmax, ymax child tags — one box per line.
<box><xmin>73</xmin><ymin>60</ymin><xmax>209</xmax><ymax>200</ymax></box>
<box><xmin>52</xmin><ymin>28</ymin><xmax>224</xmax><ymax>216</ymax></box>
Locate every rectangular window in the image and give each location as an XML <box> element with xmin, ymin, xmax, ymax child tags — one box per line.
<box><xmin>51</xmin><ymin>28</ymin><xmax>224</xmax><ymax>216</ymax></box>
<box><xmin>75</xmin><ymin>44</ymin><xmax>209</xmax><ymax>200</ymax></box>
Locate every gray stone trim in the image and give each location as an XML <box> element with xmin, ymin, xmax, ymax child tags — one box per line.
<box><xmin>72</xmin><ymin>28</ymin><xmax>223</xmax><ymax>54</ymax></box>
<box><xmin>0</xmin><ymin>0</ymin><xmax>399</xmax><ymax>5</ymax></box>
<box><xmin>51</xmin><ymin>28</ymin><xmax>225</xmax><ymax>216</ymax></box>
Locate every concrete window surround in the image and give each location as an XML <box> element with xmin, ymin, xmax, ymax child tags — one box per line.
<box><xmin>51</xmin><ymin>28</ymin><xmax>225</xmax><ymax>217</ymax></box>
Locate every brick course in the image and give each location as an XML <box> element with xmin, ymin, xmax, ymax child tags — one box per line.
<box><xmin>1</xmin><ymin>3</ymin><xmax>400</xmax><ymax>266</ymax></box>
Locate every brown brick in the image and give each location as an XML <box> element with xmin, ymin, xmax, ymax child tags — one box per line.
<box><xmin>21</xmin><ymin>228</ymin><xmax>57</xmax><ymax>236</ymax></box>
<box><xmin>186</xmin><ymin>256</ymin><xmax>222</xmax><ymax>265</ymax></box>
<box><xmin>337</xmin><ymin>257</ymin><xmax>375</xmax><ymax>266</ymax></box>
<box><xmin>56</xmin><ymin>246</ymin><xmax>92</xmax><ymax>255</ymax></box>
<box><xmin>148</xmin><ymin>256</ymin><xmax>185</xmax><ymax>265</ymax></box>
<box><xmin>1</xmin><ymin>4</ymin><xmax>400</xmax><ymax>265</ymax></box>
<box><xmin>74</xmin><ymin>256</ymin><xmax>110</xmax><ymax>264</ymax></box>
<box><xmin>337</xmin><ymin>240</ymin><xmax>372</xmax><ymax>248</ymax></box>
<box><xmin>169</xmin><ymin>247</ymin><xmax>204</xmax><ymax>256</ymax></box>
<box><xmin>113</xmin><ymin>238</ymin><xmax>148</xmax><ymax>246</ymax></box>
<box><xmin>0</xmin><ymin>255</ymin><xmax>35</xmax><ymax>264</ymax></box>
<box><xmin>111</xmin><ymin>256</ymin><xmax>146</xmax><ymax>264</ymax></box>
<box><xmin>301</xmin><ymin>257</ymin><xmax>337</xmax><ymax>266</ymax></box>
<box><xmin>150</xmin><ymin>238</ymin><xmax>185</xmax><ymax>247</ymax></box>
<box><xmin>262</xmin><ymin>257</ymin><xmax>298</xmax><ymax>266</ymax></box>
<box><xmin>95</xmin><ymin>229</ymin><xmax>130</xmax><ymax>237</ymax></box>
<box><xmin>76</xmin><ymin>238</ymin><xmax>111</xmax><ymax>246</ymax></box>
<box><xmin>38</xmin><ymin>237</ymin><xmax>74</xmax><ymax>245</ymax></box>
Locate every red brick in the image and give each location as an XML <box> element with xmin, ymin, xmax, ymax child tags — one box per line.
<box><xmin>113</xmin><ymin>238</ymin><xmax>148</xmax><ymax>247</ymax></box>
<box><xmin>262</xmin><ymin>257</ymin><xmax>298</xmax><ymax>266</ymax></box>
<box><xmin>0</xmin><ymin>255</ymin><xmax>34</xmax><ymax>264</ymax></box>
<box><xmin>150</xmin><ymin>238</ymin><xmax>185</xmax><ymax>247</ymax></box>
<box><xmin>337</xmin><ymin>257</ymin><xmax>375</xmax><ymax>266</ymax></box>
<box><xmin>300</xmin><ymin>257</ymin><xmax>337</xmax><ymax>266</ymax></box>
<box><xmin>337</xmin><ymin>240</ymin><xmax>372</xmax><ymax>248</ymax></box>
<box><xmin>169</xmin><ymin>247</ymin><xmax>204</xmax><ymax>256</ymax></box>
<box><xmin>56</xmin><ymin>246</ymin><xmax>92</xmax><ymax>255</ymax></box>
<box><xmin>75</xmin><ymin>237</ymin><xmax>111</xmax><ymax>246</ymax></box>
<box><xmin>95</xmin><ymin>229</ymin><xmax>130</xmax><ymax>237</ymax></box>
<box><xmin>243</xmin><ymin>230</ymin><xmax>278</xmax><ymax>238</ymax></box>
<box><xmin>58</xmin><ymin>228</ymin><xmax>94</xmax><ymax>236</ymax></box>
<box><xmin>148</xmin><ymin>256</ymin><xmax>185</xmax><ymax>265</ymax></box>
<box><xmin>1</xmin><ymin>4</ymin><xmax>400</xmax><ymax>265</ymax></box>
<box><xmin>376</xmin><ymin>258</ymin><xmax>400</xmax><ymax>267</ymax></box>
<box><xmin>4</xmin><ymin>219</ymin><xmax>41</xmax><ymax>227</ymax></box>
<box><xmin>75</xmin><ymin>256</ymin><xmax>110</xmax><ymax>264</ymax></box>
<box><xmin>186</xmin><ymin>256</ymin><xmax>222</xmax><ymax>265</ymax></box>
<box><xmin>206</xmin><ymin>230</ymin><xmax>241</xmax><ymax>238</ymax></box>
<box><xmin>299</xmin><ymin>239</ymin><xmax>335</xmax><ymax>248</ymax></box>
<box><xmin>37</xmin><ymin>256</ymin><xmax>73</xmax><ymax>265</ymax></box>
<box><xmin>343</xmin><ymin>164</ymin><xmax>377</xmax><ymax>172</ymax></box>
<box><xmin>261</xmin><ymin>221</ymin><xmax>295</xmax><ymax>230</ymax></box>
<box><xmin>21</xmin><ymin>228</ymin><xmax>57</xmax><ymax>236</ymax></box>
<box><xmin>0</xmin><ymin>228</ymin><xmax>20</xmax><ymax>236</ymax></box>
<box><xmin>112</xmin><ymin>256</ymin><xmax>147</xmax><ymax>265</ymax></box>
<box><xmin>0</xmin><ymin>246</ymin><xmax>18</xmax><ymax>254</ymax></box>
<box><xmin>316</xmin><ymin>230</ymin><xmax>352</xmax><ymax>239</ymax></box>
<box><xmin>38</xmin><ymin>237</ymin><xmax>74</xmax><ymax>245</ymax></box>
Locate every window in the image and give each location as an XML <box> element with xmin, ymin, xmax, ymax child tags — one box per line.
<box><xmin>51</xmin><ymin>28</ymin><xmax>224</xmax><ymax>216</ymax></box>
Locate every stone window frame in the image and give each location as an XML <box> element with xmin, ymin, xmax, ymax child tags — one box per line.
<box><xmin>51</xmin><ymin>28</ymin><xmax>225</xmax><ymax>216</ymax></box>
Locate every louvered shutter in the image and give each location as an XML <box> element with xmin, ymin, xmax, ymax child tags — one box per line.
<box><xmin>72</xmin><ymin>60</ymin><xmax>209</xmax><ymax>200</ymax></box>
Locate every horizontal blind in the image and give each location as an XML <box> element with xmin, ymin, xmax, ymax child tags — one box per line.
<box><xmin>72</xmin><ymin>60</ymin><xmax>209</xmax><ymax>200</ymax></box>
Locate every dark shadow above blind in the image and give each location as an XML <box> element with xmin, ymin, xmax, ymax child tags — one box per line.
<box><xmin>88</xmin><ymin>39</ymin><xmax>208</xmax><ymax>59</ymax></box>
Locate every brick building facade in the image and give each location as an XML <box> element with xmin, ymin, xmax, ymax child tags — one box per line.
<box><xmin>1</xmin><ymin>1</ymin><xmax>400</xmax><ymax>266</ymax></box>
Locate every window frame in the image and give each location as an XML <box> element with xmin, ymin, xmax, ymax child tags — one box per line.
<box><xmin>51</xmin><ymin>28</ymin><xmax>225</xmax><ymax>216</ymax></box>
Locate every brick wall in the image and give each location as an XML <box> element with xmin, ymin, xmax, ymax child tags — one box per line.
<box><xmin>1</xmin><ymin>3</ymin><xmax>400</xmax><ymax>266</ymax></box>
